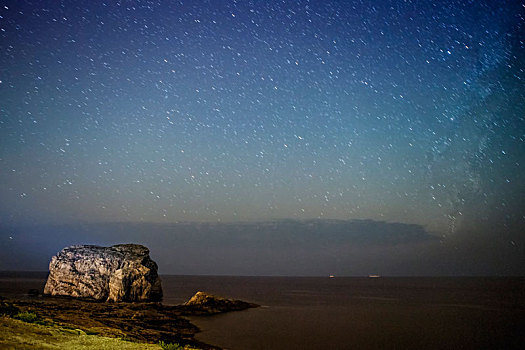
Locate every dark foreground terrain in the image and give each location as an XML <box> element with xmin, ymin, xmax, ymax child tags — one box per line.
<box><xmin>0</xmin><ymin>292</ymin><xmax>257</xmax><ymax>350</ymax></box>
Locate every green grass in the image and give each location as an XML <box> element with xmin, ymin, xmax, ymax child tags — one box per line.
<box><xmin>1</xmin><ymin>316</ymin><xmax>163</xmax><ymax>349</ymax></box>
<box><xmin>159</xmin><ymin>341</ymin><xmax>184</xmax><ymax>350</ymax></box>
<box><xmin>159</xmin><ymin>340</ymin><xmax>201</xmax><ymax>350</ymax></box>
<box><xmin>13</xmin><ymin>311</ymin><xmax>40</xmax><ymax>323</ymax></box>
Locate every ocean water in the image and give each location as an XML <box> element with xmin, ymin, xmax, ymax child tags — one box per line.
<box><xmin>1</xmin><ymin>273</ymin><xmax>524</xmax><ymax>349</ymax></box>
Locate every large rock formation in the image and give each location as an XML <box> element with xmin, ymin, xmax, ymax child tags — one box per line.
<box><xmin>43</xmin><ymin>244</ymin><xmax>162</xmax><ymax>302</ymax></box>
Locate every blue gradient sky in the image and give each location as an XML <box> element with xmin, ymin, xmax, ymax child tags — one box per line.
<box><xmin>0</xmin><ymin>1</ymin><xmax>524</xmax><ymax>274</ymax></box>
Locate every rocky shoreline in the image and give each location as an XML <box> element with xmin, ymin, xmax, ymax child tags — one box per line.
<box><xmin>1</xmin><ymin>244</ymin><xmax>259</xmax><ymax>349</ymax></box>
<box><xmin>1</xmin><ymin>291</ymin><xmax>258</xmax><ymax>349</ymax></box>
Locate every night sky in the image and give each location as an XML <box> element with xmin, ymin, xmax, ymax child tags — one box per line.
<box><xmin>1</xmin><ymin>1</ymin><xmax>524</xmax><ymax>275</ymax></box>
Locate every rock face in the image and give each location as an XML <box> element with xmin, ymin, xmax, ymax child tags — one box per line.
<box><xmin>43</xmin><ymin>244</ymin><xmax>162</xmax><ymax>302</ymax></box>
<box><xmin>182</xmin><ymin>291</ymin><xmax>258</xmax><ymax>314</ymax></box>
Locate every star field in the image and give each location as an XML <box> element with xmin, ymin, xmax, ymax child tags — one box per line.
<box><xmin>1</xmin><ymin>0</ymin><xmax>524</xmax><ymax>242</ymax></box>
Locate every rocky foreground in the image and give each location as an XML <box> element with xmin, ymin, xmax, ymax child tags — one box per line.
<box><xmin>1</xmin><ymin>291</ymin><xmax>258</xmax><ymax>349</ymax></box>
<box><xmin>2</xmin><ymin>244</ymin><xmax>258</xmax><ymax>348</ymax></box>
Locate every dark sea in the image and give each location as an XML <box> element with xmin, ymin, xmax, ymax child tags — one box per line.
<box><xmin>1</xmin><ymin>272</ymin><xmax>524</xmax><ymax>350</ymax></box>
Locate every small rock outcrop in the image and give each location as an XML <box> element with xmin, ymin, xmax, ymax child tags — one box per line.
<box><xmin>43</xmin><ymin>244</ymin><xmax>162</xmax><ymax>302</ymax></box>
<box><xmin>182</xmin><ymin>291</ymin><xmax>258</xmax><ymax>314</ymax></box>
